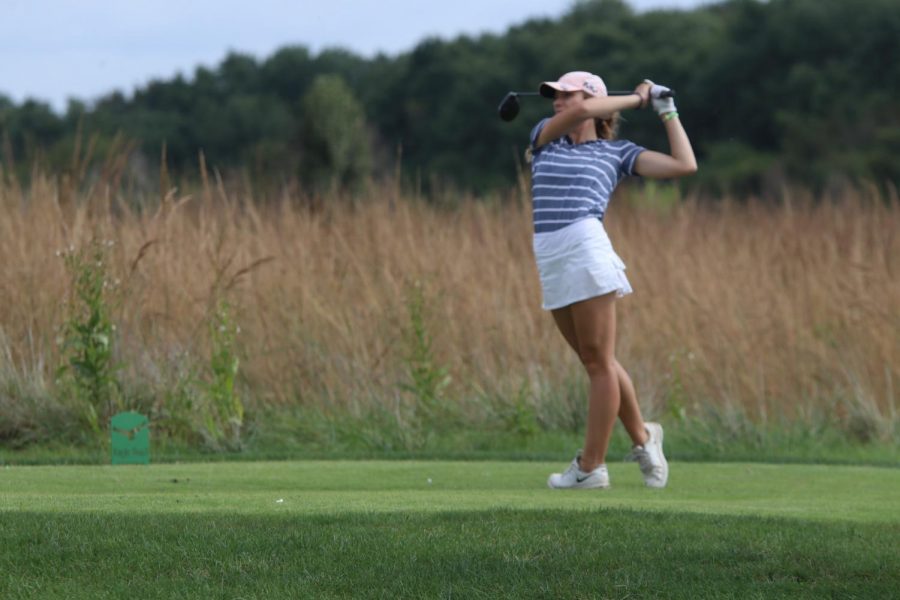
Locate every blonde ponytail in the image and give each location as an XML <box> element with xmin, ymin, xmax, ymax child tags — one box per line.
<box><xmin>595</xmin><ymin>113</ymin><xmax>620</xmax><ymax>140</ymax></box>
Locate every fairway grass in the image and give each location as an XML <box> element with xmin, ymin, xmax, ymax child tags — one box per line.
<box><xmin>2</xmin><ymin>461</ymin><xmax>897</xmax><ymax>523</ymax></box>
<box><xmin>2</xmin><ymin>461</ymin><xmax>899</xmax><ymax>598</ymax></box>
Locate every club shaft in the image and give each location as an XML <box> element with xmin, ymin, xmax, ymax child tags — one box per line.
<box><xmin>512</xmin><ymin>90</ymin><xmax>674</xmax><ymax>97</ymax></box>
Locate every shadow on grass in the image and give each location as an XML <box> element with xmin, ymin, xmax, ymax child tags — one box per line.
<box><xmin>2</xmin><ymin>508</ymin><xmax>898</xmax><ymax>599</ymax></box>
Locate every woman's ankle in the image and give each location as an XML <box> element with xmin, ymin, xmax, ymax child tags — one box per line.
<box><xmin>578</xmin><ymin>456</ymin><xmax>605</xmax><ymax>472</ymax></box>
<box><xmin>631</xmin><ymin>426</ymin><xmax>649</xmax><ymax>447</ymax></box>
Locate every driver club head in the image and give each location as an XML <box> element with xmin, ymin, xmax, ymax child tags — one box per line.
<box><xmin>497</xmin><ymin>92</ymin><xmax>521</xmax><ymax>122</ymax></box>
<box><xmin>498</xmin><ymin>91</ymin><xmax>539</xmax><ymax>122</ymax></box>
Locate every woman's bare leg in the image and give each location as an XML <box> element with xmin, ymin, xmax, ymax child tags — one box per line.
<box><xmin>565</xmin><ymin>293</ymin><xmax>620</xmax><ymax>470</ymax></box>
<box><xmin>551</xmin><ymin>308</ymin><xmax>649</xmax><ymax>450</ymax></box>
<box><xmin>615</xmin><ymin>361</ymin><xmax>649</xmax><ymax>446</ymax></box>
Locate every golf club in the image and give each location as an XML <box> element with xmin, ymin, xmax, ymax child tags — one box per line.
<box><xmin>498</xmin><ymin>88</ymin><xmax>676</xmax><ymax>122</ymax></box>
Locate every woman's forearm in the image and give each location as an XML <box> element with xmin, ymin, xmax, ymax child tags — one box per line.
<box><xmin>663</xmin><ymin>116</ymin><xmax>697</xmax><ymax>172</ymax></box>
<box><xmin>581</xmin><ymin>94</ymin><xmax>643</xmax><ymax>119</ymax></box>
<box><xmin>633</xmin><ymin>114</ymin><xmax>698</xmax><ymax>178</ymax></box>
<box><xmin>536</xmin><ymin>93</ymin><xmax>644</xmax><ymax>146</ymax></box>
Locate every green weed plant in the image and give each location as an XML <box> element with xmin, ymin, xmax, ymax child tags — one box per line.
<box><xmin>401</xmin><ymin>281</ymin><xmax>453</xmax><ymax>435</ymax></box>
<box><xmin>55</xmin><ymin>239</ymin><xmax>122</xmax><ymax>437</ymax></box>
<box><xmin>199</xmin><ymin>300</ymin><xmax>244</xmax><ymax>450</ymax></box>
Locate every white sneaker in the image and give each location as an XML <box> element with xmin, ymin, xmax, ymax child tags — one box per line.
<box><xmin>625</xmin><ymin>422</ymin><xmax>668</xmax><ymax>488</ymax></box>
<box><xmin>547</xmin><ymin>453</ymin><xmax>610</xmax><ymax>489</ymax></box>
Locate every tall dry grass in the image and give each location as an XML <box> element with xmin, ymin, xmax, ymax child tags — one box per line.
<box><xmin>0</xmin><ymin>173</ymin><xmax>897</xmax><ymax>443</ymax></box>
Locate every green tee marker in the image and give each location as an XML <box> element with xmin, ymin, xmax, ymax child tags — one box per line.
<box><xmin>111</xmin><ymin>411</ymin><xmax>150</xmax><ymax>465</ymax></box>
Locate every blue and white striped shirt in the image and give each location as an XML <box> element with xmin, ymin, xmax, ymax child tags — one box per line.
<box><xmin>530</xmin><ymin>118</ymin><xmax>645</xmax><ymax>234</ymax></box>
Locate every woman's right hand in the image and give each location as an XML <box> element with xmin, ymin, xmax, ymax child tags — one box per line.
<box><xmin>633</xmin><ymin>81</ymin><xmax>652</xmax><ymax>108</ymax></box>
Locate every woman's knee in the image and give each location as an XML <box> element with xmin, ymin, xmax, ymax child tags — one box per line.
<box><xmin>577</xmin><ymin>344</ymin><xmax>615</xmax><ymax>376</ymax></box>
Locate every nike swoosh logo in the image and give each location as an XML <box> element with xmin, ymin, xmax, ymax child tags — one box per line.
<box><xmin>575</xmin><ymin>475</ymin><xmax>592</xmax><ymax>483</ymax></box>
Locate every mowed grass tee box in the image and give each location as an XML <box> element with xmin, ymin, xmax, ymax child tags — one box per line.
<box><xmin>2</xmin><ymin>460</ymin><xmax>899</xmax><ymax>598</ymax></box>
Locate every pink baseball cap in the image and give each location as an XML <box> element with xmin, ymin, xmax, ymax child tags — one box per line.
<box><xmin>539</xmin><ymin>71</ymin><xmax>608</xmax><ymax>99</ymax></box>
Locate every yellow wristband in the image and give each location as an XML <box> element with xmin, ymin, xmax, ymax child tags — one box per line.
<box><xmin>662</xmin><ymin>111</ymin><xmax>679</xmax><ymax>122</ymax></box>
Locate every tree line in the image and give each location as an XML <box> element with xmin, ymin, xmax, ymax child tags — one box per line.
<box><xmin>1</xmin><ymin>0</ymin><xmax>898</xmax><ymax>198</ymax></box>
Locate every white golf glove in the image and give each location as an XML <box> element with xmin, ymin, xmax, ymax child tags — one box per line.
<box><xmin>643</xmin><ymin>79</ymin><xmax>676</xmax><ymax>115</ymax></box>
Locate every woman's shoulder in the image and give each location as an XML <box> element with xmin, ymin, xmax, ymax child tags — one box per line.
<box><xmin>531</xmin><ymin>118</ymin><xmax>574</xmax><ymax>153</ymax></box>
<box><xmin>589</xmin><ymin>138</ymin><xmax>643</xmax><ymax>157</ymax></box>
<box><xmin>530</xmin><ymin>118</ymin><xmax>551</xmax><ymax>142</ymax></box>
<box><xmin>597</xmin><ymin>138</ymin><xmax>636</xmax><ymax>147</ymax></box>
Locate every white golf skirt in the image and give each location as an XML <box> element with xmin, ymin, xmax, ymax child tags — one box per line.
<box><xmin>532</xmin><ymin>218</ymin><xmax>632</xmax><ymax>310</ymax></box>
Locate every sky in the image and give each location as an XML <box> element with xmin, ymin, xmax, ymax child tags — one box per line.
<box><xmin>0</xmin><ymin>0</ymin><xmax>705</xmax><ymax>113</ymax></box>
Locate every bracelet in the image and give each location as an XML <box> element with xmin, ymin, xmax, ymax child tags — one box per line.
<box><xmin>633</xmin><ymin>93</ymin><xmax>644</xmax><ymax>109</ymax></box>
<box><xmin>662</xmin><ymin>111</ymin><xmax>679</xmax><ymax>122</ymax></box>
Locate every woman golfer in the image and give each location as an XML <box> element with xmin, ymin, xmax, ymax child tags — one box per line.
<box><xmin>530</xmin><ymin>71</ymin><xmax>697</xmax><ymax>489</ymax></box>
